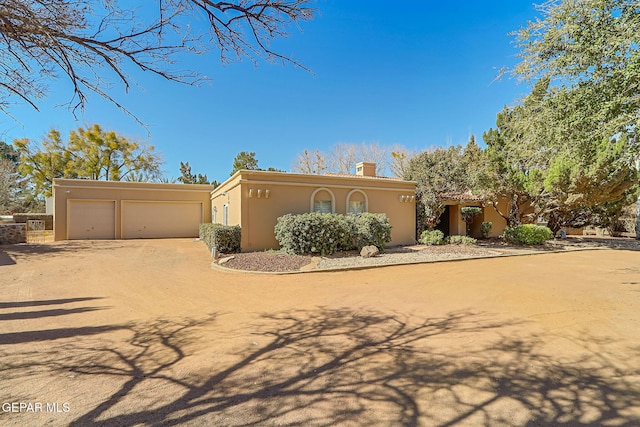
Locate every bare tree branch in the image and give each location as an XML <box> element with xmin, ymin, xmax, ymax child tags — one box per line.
<box><xmin>0</xmin><ymin>0</ymin><xmax>315</xmax><ymax>119</ymax></box>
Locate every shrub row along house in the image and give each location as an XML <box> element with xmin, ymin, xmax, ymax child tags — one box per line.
<box><xmin>53</xmin><ymin>162</ymin><xmax>508</xmax><ymax>250</ymax></box>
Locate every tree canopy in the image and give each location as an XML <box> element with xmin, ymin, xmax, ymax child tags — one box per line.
<box><xmin>230</xmin><ymin>151</ymin><xmax>259</xmax><ymax>176</ymax></box>
<box><xmin>404</xmin><ymin>139</ymin><xmax>481</xmax><ymax>233</ymax></box>
<box><xmin>0</xmin><ymin>1</ymin><xmax>315</xmax><ymax>117</ymax></box>
<box><xmin>178</xmin><ymin>161</ymin><xmax>217</xmax><ymax>186</ymax></box>
<box><xmin>14</xmin><ymin>124</ymin><xmax>163</xmax><ymax>197</ymax></box>
<box><xmin>512</xmin><ymin>0</ymin><xmax>640</xmax><ymax>149</ymax></box>
<box><xmin>480</xmin><ymin>0</ymin><xmax>640</xmax><ymax>233</ymax></box>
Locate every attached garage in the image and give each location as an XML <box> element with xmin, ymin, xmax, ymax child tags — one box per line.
<box><xmin>67</xmin><ymin>200</ymin><xmax>116</xmax><ymax>240</ymax></box>
<box><xmin>122</xmin><ymin>201</ymin><xmax>203</xmax><ymax>239</ymax></box>
<box><xmin>53</xmin><ymin>179</ymin><xmax>216</xmax><ymax>241</ymax></box>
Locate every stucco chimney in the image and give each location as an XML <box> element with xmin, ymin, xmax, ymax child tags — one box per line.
<box><xmin>356</xmin><ymin>162</ymin><xmax>376</xmax><ymax>177</ymax></box>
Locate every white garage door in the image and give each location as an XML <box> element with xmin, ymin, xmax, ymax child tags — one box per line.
<box><xmin>68</xmin><ymin>200</ymin><xmax>116</xmax><ymax>240</ymax></box>
<box><xmin>122</xmin><ymin>201</ymin><xmax>203</xmax><ymax>239</ymax></box>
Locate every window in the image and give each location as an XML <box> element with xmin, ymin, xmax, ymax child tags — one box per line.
<box><xmin>346</xmin><ymin>189</ymin><xmax>368</xmax><ymax>215</ymax></box>
<box><xmin>310</xmin><ymin>188</ymin><xmax>335</xmax><ymax>213</ymax></box>
<box><xmin>223</xmin><ymin>204</ymin><xmax>228</xmax><ymax>226</ymax></box>
<box><xmin>212</xmin><ymin>206</ymin><xmax>217</xmax><ymax>224</ymax></box>
<box><xmin>348</xmin><ymin>200</ymin><xmax>365</xmax><ymax>214</ymax></box>
<box><xmin>314</xmin><ymin>200</ymin><xmax>332</xmax><ymax>213</ymax></box>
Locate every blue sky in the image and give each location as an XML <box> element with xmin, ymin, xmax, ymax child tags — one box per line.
<box><xmin>1</xmin><ymin>1</ymin><xmax>539</xmax><ymax>182</ymax></box>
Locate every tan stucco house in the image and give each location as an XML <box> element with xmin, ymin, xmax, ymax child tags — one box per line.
<box><xmin>210</xmin><ymin>162</ymin><xmax>417</xmax><ymax>251</ymax></box>
<box><xmin>53</xmin><ymin>179</ymin><xmax>216</xmax><ymax>240</ymax></box>
<box><xmin>52</xmin><ymin>162</ymin><xmax>509</xmax><ymax>249</ymax></box>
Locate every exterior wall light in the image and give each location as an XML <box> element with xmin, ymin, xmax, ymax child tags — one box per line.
<box><xmin>248</xmin><ymin>189</ymin><xmax>253</xmax><ymax>198</ymax></box>
<box><xmin>265</xmin><ymin>189</ymin><xmax>270</xmax><ymax>199</ymax></box>
<box><xmin>257</xmin><ymin>189</ymin><xmax>262</xmax><ymax>198</ymax></box>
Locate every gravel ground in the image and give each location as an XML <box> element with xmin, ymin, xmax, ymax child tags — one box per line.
<box><xmin>218</xmin><ymin>236</ymin><xmax>640</xmax><ymax>273</ymax></box>
<box><xmin>220</xmin><ymin>251</ymin><xmax>312</xmax><ymax>272</ymax></box>
<box><xmin>221</xmin><ymin>244</ymin><xmax>503</xmax><ymax>272</ymax></box>
<box><xmin>315</xmin><ymin>245</ymin><xmax>500</xmax><ymax>270</ymax></box>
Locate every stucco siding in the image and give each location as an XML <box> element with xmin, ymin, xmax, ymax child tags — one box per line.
<box><xmin>54</xmin><ymin>179</ymin><xmax>215</xmax><ymax>241</ymax></box>
<box><xmin>211</xmin><ymin>170</ymin><xmax>417</xmax><ymax>252</ymax></box>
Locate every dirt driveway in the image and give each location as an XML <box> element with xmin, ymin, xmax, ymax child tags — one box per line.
<box><xmin>1</xmin><ymin>239</ymin><xmax>639</xmax><ymax>426</ymax></box>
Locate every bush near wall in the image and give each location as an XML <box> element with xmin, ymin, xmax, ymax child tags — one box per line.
<box><xmin>446</xmin><ymin>235</ymin><xmax>477</xmax><ymax>245</ymax></box>
<box><xmin>199</xmin><ymin>223</ymin><xmax>241</xmax><ymax>253</ymax></box>
<box><xmin>419</xmin><ymin>229</ymin><xmax>444</xmax><ymax>245</ymax></box>
<box><xmin>354</xmin><ymin>213</ymin><xmax>392</xmax><ymax>251</ymax></box>
<box><xmin>503</xmin><ymin>224</ymin><xmax>554</xmax><ymax>245</ymax></box>
<box><xmin>275</xmin><ymin>212</ymin><xmax>392</xmax><ymax>256</ymax></box>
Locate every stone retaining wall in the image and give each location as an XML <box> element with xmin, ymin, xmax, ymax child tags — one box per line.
<box><xmin>0</xmin><ymin>224</ymin><xmax>27</xmax><ymax>244</ymax></box>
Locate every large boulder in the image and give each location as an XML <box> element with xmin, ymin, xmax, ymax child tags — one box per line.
<box><xmin>360</xmin><ymin>245</ymin><xmax>379</xmax><ymax>258</ymax></box>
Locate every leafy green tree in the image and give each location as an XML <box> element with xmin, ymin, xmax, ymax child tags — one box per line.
<box><xmin>482</xmin><ymin>92</ymin><xmax>638</xmax><ymax>234</ymax></box>
<box><xmin>1</xmin><ymin>140</ymin><xmax>19</xmax><ymax>163</ymax></box>
<box><xmin>404</xmin><ymin>140</ymin><xmax>479</xmax><ymax>234</ymax></box>
<box><xmin>508</xmin><ymin>0</ymin><xmax>640</xmax><ymax>235</ymax></box>
<box><xmin>14</xmin><ymin>124</ymin><xmax>163</xmax><ymax>197</ymax></box>
<box><xmin>480</xmin><ymin>105</ymin><xmax>548</xmax><ymax>227</ymax></box>
<box><xmin>230</xmin><ymin>151</ymin><xmax>259</xmax><ymax>176</ymax></box>
<box><xmin>178</xmin><ymin>161</ymin><xmax>211</xmax><ymax>185</ymax></box>
<box><xmin>513</xmin><ymin>0</ymin><xmax>639</xmax><ymax>142</ymax></box>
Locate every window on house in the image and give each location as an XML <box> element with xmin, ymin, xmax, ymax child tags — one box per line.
<box><xmin>314</xmin><ymin>200</ymin><xmax>332</xmax><ymax>214</ymax></box>
<box><xmin>212</xmin><ymin>206</ymin><xmax>217</xmax><ymax>224</ymax></box>
<box><xmin>348</xmin><ymin>200</ymin><xmax>365</xmax><ymax>215</ymax></box>
<box><xmin>223</xmin><ymin>204</ymin><xmax>228</xmax><ymax>226</ymax></box>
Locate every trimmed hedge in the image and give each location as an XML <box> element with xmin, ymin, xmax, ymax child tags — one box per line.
<box><xmin>199</xmin><ymin>223</ymin><xmax>241</xmax><ymax>253</ymax></box>
<box><xmin>275</xmin><ymin>212</ymin><xmax>392</xmax><ymax>255</ymax></box>
<box><xmin>354</xmin><ymin>213</ymin><xmax>392</xmax><ymax>250</ymax></box>
<box><xmin>419</xmin><ymin>229</ymin><xmax>444</xmax><ymax>245</ymax></box>
<box><xmin>503</xmin><ymin>224</ymin><xmax>553</xmax><ymax>245</ymax></box>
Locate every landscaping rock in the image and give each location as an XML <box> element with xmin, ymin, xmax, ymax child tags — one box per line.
<box><xmin>360</xmin><ymin>245</ymin><xmax>379</xmax><ymax>258</ymax></box>
<box><xmin>218</xmin><ymin>256</ymin><xmax>235</xmax><ymax>265</ymax></box>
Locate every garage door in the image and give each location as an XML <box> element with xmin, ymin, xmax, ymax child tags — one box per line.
<box><xmin>68</xmin><ymin>200</ymin><xmax>116</xmax><ymax>240</ymax></box>
<box><xmin>122</xmin><ymin>201</ymin><xmax>202</xmax><ymax>239</ymax></box>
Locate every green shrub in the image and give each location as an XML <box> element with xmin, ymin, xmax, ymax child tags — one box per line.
<box><xmin>480</xmin><ymin>221</ymin><xmax>492</xmax><ymax>238</ymax></box>
<box><xmin>199</xmin><ymin>223</ymin><xmax>241</xmax><ymax>253</ymax></box>
<box><xmin>446</xmin><ymin>235</ymin><xmax>477</xmax><ymax>245</ymax></box>
<box><xmin>274</xmin><ymin>212</ymin><xmax>392</xmax><ymax>255</ymax></box>
<box><xmin>460</xmin><ymin>206</ymin><xmax>482</xmax><ymax>218</ymax></box>
<box><xmin>503</xmin><ymin>224</ymin><xmax>553</xmax><ymax>245</ymax></box>
<box><xmin>460</xmin><ymin>206</ymin><xmax>482</xmax><ymax>236</ymax></box>
<box><xmin>419</xmin><ymin>229</ymin><xmax>444</xmax><ymax>245</ymax></box>
<box><xmin>275</xmin><ymin>213</ymin><xmax>347</xmax><ymax>255</ymax></box>
<box><xmin>353</xmin><ymin>213</ymin><xmax>392</xmax><ymax>251</ymax></box>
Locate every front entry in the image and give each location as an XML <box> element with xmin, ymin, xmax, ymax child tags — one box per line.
<box><xmin>436</xmin><ymin>205</ymin><xmax>450</xmax><ymax>236</ymax></box>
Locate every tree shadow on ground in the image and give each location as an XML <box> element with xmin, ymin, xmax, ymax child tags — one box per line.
<box><xmin>0</xmin><ymin>240</ymin><xmax>135</xmax><ymax>264</ymax></box>
<box><xmin>1</xmin><ymin>309</ymin><xmax>639</xmax><ymax>426</ymax></box>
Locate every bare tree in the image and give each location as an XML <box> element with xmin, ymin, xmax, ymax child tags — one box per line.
<box><xmin>0</xmin><ymin>157</ymin><xmax>14</xmax><ymax>213</ymax></box>
<box><xmin>292</xmin><ymin>149</ymin><xmax>327</xmax><ymax>174</ymax></box>
<box><xmin>327</xmin><ymin>142</ymin><xmax>393</xmax><ymax>175</ymax></box>
<box><xmin>292</xmin><ymin>142</ymin><xmax>409</xmax><ymax>176</ymax></box>
<box><xmin>0</xmin><ymin>1</ymin><xmax>315</xmax><ymax>118</ymax></box>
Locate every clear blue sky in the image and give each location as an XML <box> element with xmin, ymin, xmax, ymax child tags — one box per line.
<box><xmin>1</xmin><ymin>1</ymin><xmax>539</xmax><ymax>182</ymax></box>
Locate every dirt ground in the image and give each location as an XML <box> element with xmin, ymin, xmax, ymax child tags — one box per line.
<box><xmin>1</xmin><ymin>238</ymin><xmax>639</xmax><ymax>426</ymax></box>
